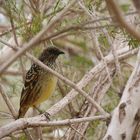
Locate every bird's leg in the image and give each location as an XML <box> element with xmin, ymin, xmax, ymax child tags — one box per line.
<box><xmin>33</xmin><ymin>106</ymin><xmax>50</xmax><ymax>121</ymax></box>
<box><xmin>33</xmin><ymin>105</ymin><xmax>43</xmax><ymax>114</ymax></box>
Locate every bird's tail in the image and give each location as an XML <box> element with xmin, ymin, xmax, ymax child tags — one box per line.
<box><xmin>18</xmin><ymin>106</ymin><xmax>29</xmax><ymax>119</ymax></box>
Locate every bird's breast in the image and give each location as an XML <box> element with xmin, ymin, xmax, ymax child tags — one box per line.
<box><xmin>33</xmin><ymin>73</ymin><xmax>57</xmax><ymax>105</ymax></box>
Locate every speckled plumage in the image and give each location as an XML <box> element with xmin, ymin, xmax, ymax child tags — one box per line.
<box><xmin>18</xmin><ymin>47</ymin><xmax>64</xmax><ymax>118</ymax></box>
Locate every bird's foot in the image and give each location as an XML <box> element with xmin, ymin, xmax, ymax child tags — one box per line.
<box><xmin>44</xmin><ymin>112</ymin><xmax>50</xmax><ymax>121</ymax></box>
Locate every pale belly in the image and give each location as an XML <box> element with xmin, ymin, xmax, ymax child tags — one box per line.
<box><xmin>33</xmin><ymin>74</ymin><xmax>57</xmax><ymax>106</ymax></box>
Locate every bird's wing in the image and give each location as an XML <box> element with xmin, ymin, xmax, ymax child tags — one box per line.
<box><xmin>20</xmin><ymin>64</ymin><xmax>41</xmax><ymax>107</ymax></box>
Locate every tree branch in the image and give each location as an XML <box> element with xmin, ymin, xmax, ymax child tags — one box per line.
<box><xmin>105</xmin><ymin>0</ymin><xmax>140</xmax><ymax>41</ymax></box>
<box><xmin>103</xmin><ymin>48</ymin><xmax>140</xmax><ymax>139</ymax></box>
<box><xmin>0</xmin><ymin>0</ymin><xmax>76</xmax><ymax>75</ymax></box>
<box><xmin>0</xmin><ymin>115</ymin><xmax>109</xmax><ymax>138</ymax></box>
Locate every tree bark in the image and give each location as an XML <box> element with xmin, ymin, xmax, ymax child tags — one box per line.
<box><xmin>103</xmin><ymin>49</ymin><xmax>140</xmax><ymax>140</ymax></box>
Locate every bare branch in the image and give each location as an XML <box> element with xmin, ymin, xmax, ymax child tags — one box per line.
<box><xmin>0</xmin><ymin>85</ymin><xmax>17</xmax><ymax>118</ymax></box>
<box><xmin>0</xmin><ymin>38</ymin><xmax>108</xmax><ymax>116</ymax></box>
<box><xmin>105</xmin><ymin>0</ymin><xmax>140</xmax><ymax>41</ymax></box>
<box><xmin>0</xmin><ymin>0</ymin><xmax>77</xmax><ymax>75</ymax></box>
<box><xmin>103</xmin><ymin>48</ymin><xmax>140</xmax><ymax>139</ymax></box>
<box><xmin>0</xmin><ymin>115</ymin><xmax>109</xmax><ymax>138</ymax></box>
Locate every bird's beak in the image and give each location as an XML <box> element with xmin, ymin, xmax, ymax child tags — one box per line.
<box><xmin>59</xmin><ymin>51</ymin><xmax>65</xmax><ymax>55</ymax></box>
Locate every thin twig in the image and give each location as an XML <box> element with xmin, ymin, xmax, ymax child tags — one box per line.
<box><xmin>0</xmin><ymin>0</ymin><xmax>77</xmax><ymax>75</ymax></box>
<box><xmin>0</xmin><ymin>11</ymin><xmax>137</xmax><ymax>37</ymax></box>
<box><xmin>0</xmin><ymin>46</ymin><xmax>138</xmax><ymax>139</ymax></box>
<box><xmin>105</xmin><ymin>0</ymin><xmax>140</xmax><ymax>41</ymax></box>
<box><xmin>0</xmin><ymin>84</ymin><xmax>17</xmax><ymax>118</ymax></box>
<box><xmin>78</xmin><ymin>1</ymin><xmax>114</xmax><ymax>89</ymax></box>
<box><xmin>0</xmin><ymin>39</ymin><xmax>108</xmax><ymax>115</ymax></box>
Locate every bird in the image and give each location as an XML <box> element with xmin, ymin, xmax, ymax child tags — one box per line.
<box><xmin>18</xmin><ymin>47</ymin><xmax>64</xmax><ymax>118</ymax></box>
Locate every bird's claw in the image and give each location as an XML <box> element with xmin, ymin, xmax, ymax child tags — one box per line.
<box><xmin>44</xmin><ymin>112</ymin><xmax>50</xmax><ymax>121</ymax></box>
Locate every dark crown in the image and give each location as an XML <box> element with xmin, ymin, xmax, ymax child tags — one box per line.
<box><xmin>39</xmin><ymin>47</ymin><xmax>64</xmax><ymax>62</ymax></box>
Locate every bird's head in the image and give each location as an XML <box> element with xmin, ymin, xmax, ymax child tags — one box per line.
<box><xmin>39</xmin><ymin>47</ymin><xmax>64</xmax><ymax>64</ymax></box>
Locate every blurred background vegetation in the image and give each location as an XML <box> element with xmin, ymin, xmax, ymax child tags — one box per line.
<box><xmin>0</xmin><ymin>0</ymin><xmax>138</xmax><ymax>139</ymax></box>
